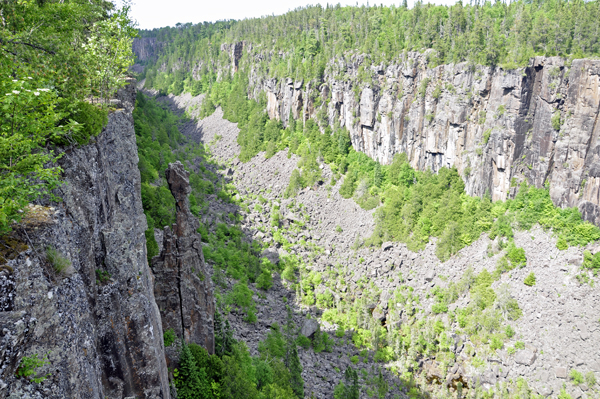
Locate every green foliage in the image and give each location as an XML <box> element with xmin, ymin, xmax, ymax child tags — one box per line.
<box><xmin>46</xmin><ymin>246</ymin><xmax>71</xmax><ymax>275</ymax></box>
<box><xmin>175</xmin><ymin>343</ymin><xmax>211</xmax><ymax>399</ymax></box>
<box><xmin>583</xmin><ymin>250</ymin><xmax>600</xmax><ymax>276</ymax></box>
<box><xmin>524</xmin><ymin>272</ymin><xmax>536</xmax><ymax>286</ymax></box>
<box><xmin>334</xmin><ymin>367</ymin><xmax>360</xmax><ymax>399</ymax></box>
<box><xmin>163</xmin><ymin>328</ymin><xmax>176</xmax><ymax>347</ymax></box>
<box><xmin>552</xmin><ymin>111</ymin><xmax>562</xmax><ymax>131</ymax></box>
<box><xmin>0</xmin><ymin>78</ymin><xmax>73</xmax><ymax>233</ymax></box>
<box><xmin>256</xmin><ymin>268</ymin><xmax>273</xmax><ymax>290</ymax></box>
<box><xmin>418</xmin><ymin>78</ymin><xmax>430</xmax><ymax>98</ymax></box>
<box><xmin>570</xmin><ymin>369</ymin><xmax>584</xmax><ymax>385</ymax></box>
<box><xmin>556</xmin><ymin>236</ymin><xmax>568</xmax><ymax>250</ymax></box>
<box><xmin>285</xmin><ymin>169</ymin><xmax>304</xmax><ymax>198</ymax></box>
<box><xmin>95</xmin><ymin>269</ymin><xmax>111</xmax><ymax>284</ymax></box>
<box><xmin>16</xmin><ymin>354</ymin><xmax>49</xmax><ymax>383</ymax></box>
<box><xmin>585</xmin><ymin>371</ymin><xmax>597</xmax><ymax>387</ymax></box>
<box><xmin>226</xmin><ymin>279</ymin><xmax>257</xmax><ymax>322</ymax></box>
<box><xmin>506</xmin><ymin>243</ymin><xmax>526</xmax><ymax>267</ymax></box>
<box><xmin>483</xmin><ymin>129</ymin><xmax>492</xmax><ymax>145</ymax></box>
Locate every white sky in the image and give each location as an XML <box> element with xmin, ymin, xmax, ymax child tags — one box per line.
<box><xmin>123</xmin><ymin>0</ymin><xmax>456</xmax><ymax>30</ymax></box>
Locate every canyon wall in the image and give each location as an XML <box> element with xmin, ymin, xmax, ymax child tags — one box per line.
<box><xmin>0</xmin><ymin>84</ymin><xmax>172</xmax><ymax>398</ymax></box>
<box><xmin>239</xmin><ymin>48</ymin><xmax>600</xmax><ymax>225</ymax></box>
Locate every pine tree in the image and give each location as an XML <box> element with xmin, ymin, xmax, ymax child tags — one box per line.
<box><xmin>214</xmin><ymin>310</ymin><xmax>235</xmax><ymax>356</ymax></box>
<box><xmin>289</xmin><ymin>345</ymin><xmax>304</xmax><ymax>398</ymax></box>
<box><xmin>344</xmin><ymin>366</ymin><xmax>359</xmax><ymax>399</ymax></box>
<box><xmin>175</xmin><ymin>343</ymin><xmax>211</xmax><ymax>399</ymax></box>
<box><xmin>284</xmin><ymin>305</ymin><xmax>295</xmax><ymax>368</ymax></box>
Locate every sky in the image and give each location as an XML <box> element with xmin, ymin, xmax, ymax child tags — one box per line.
<box><xmin>123</xmin><ymin>0</ymin><xmax>456</xmax><ymax>30</ymax></box>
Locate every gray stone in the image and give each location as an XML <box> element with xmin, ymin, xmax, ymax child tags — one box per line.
<box><xmin>301</xmin><ymin>319</ymin><xmax>320</xmax><ymax>338</ymax></box>
<box><xmin>515</xmin><ymin>349</ymin><xmax>537</xmax><ymax>366</ymax></box>
<box><xmin>555</xmin><ymin>367</ymin><xmax>568</xmax><ymax>379</ymax></box>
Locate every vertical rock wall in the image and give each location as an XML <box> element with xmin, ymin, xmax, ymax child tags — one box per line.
<box><xmin>0</xmin><ymin>85</ymin><xmax>171</xmax><ymax>398</ymax></box>
<box><xmin>247</xmin><ymin>53</ymin><xmax>600</xmax><ymax>224</ymax></box>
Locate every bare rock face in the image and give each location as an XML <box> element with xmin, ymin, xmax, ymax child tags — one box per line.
<box><xmin>151</xmin><ymin>162</ymin><xmax>215</xmax><ymax>354</ymax></box>
<box><xmin>0</xmin><ymin>84</ymin><xmax>171</xmax><ymax>398</ymax></box>
<box><xmin>241</xmin><ymin>52</ymin><xmax>600</xmax><ymax>225</ymax></box>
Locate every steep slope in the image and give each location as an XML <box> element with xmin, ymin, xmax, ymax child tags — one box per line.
<box><xmin>157</xmin><ymin>92</ymin><xmax>600</xmax><ymax>399</ymax></box>
<box><xmin>0</xmin><ymin>86</ymin><xmax>171</xmax><ymax>399</ymax></box>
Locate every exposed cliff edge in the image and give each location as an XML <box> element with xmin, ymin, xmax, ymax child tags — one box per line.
<box><xmin>251</xmin><ymin>54</ymin><xmax>600</xmax><ymax>224</ymax></box>
<box><xmin>151</xmin><ymin>161</ymin><xmax>215</xmax><ymax>355</ymax></box>
<box><xmin>159</xmin><ymin>40</ymin><xmax>599</xmax><ymax>225</ymax></box>
<box><xmin>0</xmin><ymin>85</ymin><xmax>171</xmax><ymax>398</ymax></box>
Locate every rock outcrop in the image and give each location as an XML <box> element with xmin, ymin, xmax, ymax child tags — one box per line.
<box><xmin>245</xmin><ymin>53</ymin><xmax>600</xmax><ymax>225</ymax></box>
<box><xmin>151</xmin><ymin>162</ymin><xmax>215</xmax><ymax>354</ymax></box>
<box><xmin>0</xmin><ymin>84</ymin><xmax>171</xmax><ymax>398</ymax></box>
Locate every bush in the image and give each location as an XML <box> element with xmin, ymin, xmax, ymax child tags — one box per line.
<box><xmin>552</xmin><ymin>111</ymin><xmax>562</xmax><ymax>130</ymax></box>
<box><xmin>583</xmin><ymin>250</ymin><xmax>600</xmax><ymax>275</ymax></box>
<box><xmin>256</xmin><ymin>268</ymin><xmax>273</xmax><ymax>290</ymax></box>
<box><xmin>16</xmin><ymin>354</ymin><xmax>49</xmax><ymax>383</ymax></box>
<box><xmin>556</xmin><ymin>236</ymin><xmax>568</xmax><ymax>250</ymax></box>
<box><xmin>284</xmin><ymin>169</ymin><xmax>304</xmax><ymax>198</ymax></box>
<box><xmin>164</xmin><ymin>328</ymin><xmax>176</xmax><ymax>347</ymax></box>
<box><xmin>507</xmin><ymin>244</ymin><xmax>526</xmax><ymax>267</ymax></box>
<box><xmin>570</xmin><ymin>369</ymin><xmax>584</xmax><ymax>385</ymax></box>
<box><xmin>296</xmin><ymin>335</ymin><xmax>311</xmax><ymax>349</ymax></box>
<box><xmin>46</xmin><ymin>246</ymin><xmax>71</xmax><ymax>275</ymax></box>
<box><xmin>523</xmin><ymin>272</ymin><xmax>536</xmax><ymax>286</ymax></box>
<box><xmin>585</xmin><ymin>371</ymin><xmax>597</xmax><ymax>387</ymax></box>
<box><xmin>58</xmin><ymin>101</ymin><xmax>108</xmax><ymax>145</ymax></box>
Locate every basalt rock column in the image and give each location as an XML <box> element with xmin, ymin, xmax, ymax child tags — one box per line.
<box><xmin>151</xmin><ymin>162</ymin><xmax>215</xmax><ymax>353</ymax></box>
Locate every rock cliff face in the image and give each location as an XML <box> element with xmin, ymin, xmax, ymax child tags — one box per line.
<box><xmin>0</xmin><ymin>85</ymin><xmax>171</xmax><ymax>398</ymax></box>
<box><xmin>151</xmin><ymin>162</ymin><xmax>215</xmax><ymax>354</ymax></box>
<box><xmin>132</xmin><ymin>37</ymin><xmax>162</xmax><ymax>62</ymax></box>
<box><xmin>245</xmin><ymin>52</ymin><xmax>600</xmax><ymax>224</ymax></box>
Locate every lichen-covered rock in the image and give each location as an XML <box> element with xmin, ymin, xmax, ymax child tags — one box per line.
<box><xmin>0</xmin><ymin>84</ymin><xmax>170</xmax><ymax>398</ymax></box>
<box><xmin>151</xmin><ymin>161</ymin><xmax>215</xmax><ymax>353</ymax></box>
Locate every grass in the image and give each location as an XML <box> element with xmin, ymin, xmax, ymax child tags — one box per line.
<box><xmin>46</xmin><ymin>246</ymin><xmax>71</xmax><ymax>275</ymax></box>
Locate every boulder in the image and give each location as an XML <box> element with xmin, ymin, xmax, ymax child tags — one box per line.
<box><xmin>301</xmin><ymin>319</ymin><xmax>320</xmax><ymax>338</ymax></box>
<box><xmin>515</xmin><ymin>349</ymin><xmax>537</xmax><ymax>366</ymax></box>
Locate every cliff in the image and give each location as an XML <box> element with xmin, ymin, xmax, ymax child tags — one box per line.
<box><xmin>0</xmin><ymin>85</ymin><xmax>171</xmax><ymax>398</ymax></box>
<box><xmin>229</xmin><ymin>48</ymin><xmax>600</xmax><ymax>225</ymax></box>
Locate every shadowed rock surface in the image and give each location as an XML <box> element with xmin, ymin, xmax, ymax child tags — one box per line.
<box><xmin>151</xmin><ymin>161</ymin><xmax>215</xmax><ymax>354</ymax></box>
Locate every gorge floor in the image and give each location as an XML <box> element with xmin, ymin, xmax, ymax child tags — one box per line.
<box><xmin>158</xmin><ymin>92</ymin><xmax>600</xmax><ymax>399</ymax></box>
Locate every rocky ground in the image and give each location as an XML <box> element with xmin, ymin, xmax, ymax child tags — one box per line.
<box><xmin>157</xmin><ymin>92</ymin><xmax>600</xmax><ymax>399</ymax></box>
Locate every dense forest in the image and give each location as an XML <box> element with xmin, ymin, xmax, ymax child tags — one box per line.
<box><xmin>139</xmin><ymin>0</ymin><xmax>600</xmax><ymax>95</ymax></box>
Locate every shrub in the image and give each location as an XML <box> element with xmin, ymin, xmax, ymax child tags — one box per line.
<box><xmin>58</xmin><ymin>100</ymin><xmax>108</xmax><ymax>145</ymax></box>
<box><xmin>46</xmin><ymin>246</ymin><xmax>71</xmax><ymax>275</ymax></box>
<box><xmin>585</xmin><ymin>371</ymin><xmax>597</xmax><ymax>387</ymax></box>
<box><xmin>164</xmin><ymin>328</ymin><xmax>176</xmax><ymax>347</ymax></box>
<box><xmin>524</xmin><ymin>272</ymin><xmax>536</xmax><ymax>286</ymax></box>
<box><xmin>507</xmin><ymin>244</ymin><xmax>526</xmax><ymax>267</ymax></box>
<box><xmin>552</xmin><ymin>111</ymin><xmax>562</xmax><ymax>130</ymax></box>
<box><xmin>16</xmin><ymin>354</ymin><xmax>49</xmax><ymax>383</ymax></box>
<box><xmin>350</xmin><ymin>355</ymin><xmax>359</xmax><ymax>364</ymax></box>
<box><xmin>570</xmin><ymin>369</ymin><xmax>584</xmax><ymax>385</ymax></box>
<box><xmin>256</xmin><ymin>268</ymin><xmax>273</xmax><ymax>290</ymax></box>
<box><xmin>95</xmin><ymin>269</ymin><xmax>111</xmax><ymax>284</ymax></box>
<box><xmin>296</xmin><ymin>335</ymin><xmax>311</xmax><ymax>349</ymax></box>
<box><xmin>284</xmin><ymin>169</ymin><xmax>304</xmax><ymax>198</ymax></box>
<box><xmin>556</xmin><ymin>236</ymin><xmax>568</xmax><ymax>250</ymax></box>
<box><xmin>583</xmin><ymin>250</ymin><xmax>600</xmax><ymax>275</ymax></box>
<box><xmin>483</xmin><ymin>129</ymin><xmax>492</xmax><ymax>144</ymax></box>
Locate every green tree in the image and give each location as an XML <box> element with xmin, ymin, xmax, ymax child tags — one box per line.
<box><xmin>175</xmin><ymin>343</ymin><xmax>211</xmax><ymax>399</ymax></box>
